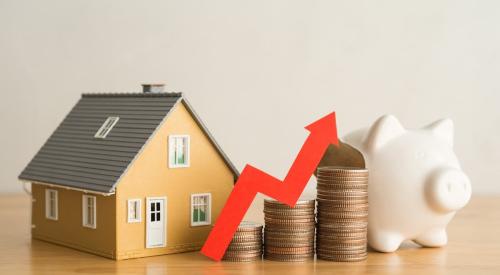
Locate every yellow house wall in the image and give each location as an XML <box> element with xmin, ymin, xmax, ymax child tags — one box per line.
<box><xmin>115</xmin><ymin>101</ymin><xmax>235</xmax><ymax>260</ymax></box>
<box><xmin>31</xmin><ymin>184</ymin><xmax>116</xmax><ymax>258</ymax></box>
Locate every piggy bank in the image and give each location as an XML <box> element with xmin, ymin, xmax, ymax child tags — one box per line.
<box><xmin>342</xmin><ymin>115</ymin><xmax>472</xmax><ymax>252</ymax></box>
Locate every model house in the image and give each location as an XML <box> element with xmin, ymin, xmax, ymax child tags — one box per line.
<box><xmin>18</xmin><ymin>84</ymin><xmax>239</xmax><ymax>260</ymax></box>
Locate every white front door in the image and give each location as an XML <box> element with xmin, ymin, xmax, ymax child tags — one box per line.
<box><xmin>146</xmin><ymin>197</ymin><xmax>166</xmax><ymax>248</ymax></box>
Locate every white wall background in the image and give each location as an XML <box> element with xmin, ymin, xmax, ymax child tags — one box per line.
<box><xmin>1</xmin><ymin>0</ymin><xmax>499</xmax><ymax>195</ymax></box>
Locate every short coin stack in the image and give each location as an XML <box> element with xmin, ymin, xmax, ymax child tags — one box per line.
<box><xmin>263</xmin><ymin>199</ymin><xmax>315</xmax><ymax>262</ymax></box>
<box><xmin>316</xmin><ymin>166</ymin><xmax>369</xmax><ymax>262</ymax></box>
<box><xmin>222</xmin><ymin>221</ymin><xmax>263</xmax><ymax>262</ymax></box>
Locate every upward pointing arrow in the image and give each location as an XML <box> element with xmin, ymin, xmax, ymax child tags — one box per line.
<box><xmin>201</xmin><ymin>112</ymin><xmax>339</xmax><ymax>261</ymax></box>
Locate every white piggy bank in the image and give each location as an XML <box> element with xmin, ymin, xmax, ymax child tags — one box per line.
<box><xmin>343</xmin><ymin>115</ymin><xmax>472</xmax><ymax>252</ymax></box>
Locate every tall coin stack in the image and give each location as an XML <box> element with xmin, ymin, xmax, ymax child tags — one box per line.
<box><xmin>263</xmin><ymin>199</ymin><xmax>315</xmax><ymax>262</ymax></box>
<box><xmin>222</xmin><ymin>221</ymin><xmax>263</xmax><ymax>262</ymax></box>
<box><xmin>316</xmin><ymin>166</ymin><xmax>369</xmax><ymax>262</ymax></box>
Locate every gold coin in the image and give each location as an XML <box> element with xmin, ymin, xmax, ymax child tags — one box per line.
<box><xmin>316</xmin><ymin>177</ymin><xmax>369</xmax><ymax>183</ymax></box>
<box><xmin>316</xmin><ymin>210</ymin><xmax>368</xmax><ymax>216</ymax></box>
<box><xmin>317</xmin><ymin>203</ymin><xmax>369</xmax><ymax>210</ymax></box>
<box><xmin>225</xmin><ymin>246</ymin><xmax>263</xmax><ymax>252</ymax></box>
<box><xmin>226</xmin><ymin>252</ymin><xmax>263</xmax><ymax>257</ymax></box>
<box><xmin>264</xmin><ymin>214</ymin><xmax>315</xmax><ymax>220</ymax></box>
<box><xmin>317</xmin><ymin>170</ymin><xmax>369</xmax><ymax>176</ymax></box>
<box><xmin>222</xmin><ymin>255</ymin><xmax>262</xmax><ymax>262</ymax></box>
<box><xmin>264</xmin><ymin>205</ymin><xmax>316</xmax><ymax>211</ymax></box>
<box><xmin>264</xmin><ymin>209</ymin><xmax>315</xmax><ymax>215</ymax></box>
<box><xmin>317</xmin><ymin>246</ymin><xmax>366</xmax><ymax>251</ymax></box>
<box><xmin>317</xmin><ymin>184</ymin><xmax>368</xmax><ymax>191</ymax></box>
<box><xmin>265</xmin><ymin>233</ymin><xmax>314</xmax><ymax>238</ymax></box>
<box><xmin>316</xmin><ymin>199</ymin><xmax>369</xmax><ymax>207</ymax></box>
<box><xmin>317</xmin><ymin>240</ymin><xmax>367</xmax><ymax>245</ymax></box>
<box><xmin>264</xmin><ymin>236</ymin><xmax>314</xmax><ymax>242</ymax></box>
<box><xmin>316</xmin><ymin>223</ymin><xmax>367</xmax><ymax>231</ymax></box>
<box><xmin>265</xmin><ymin>246</ymin><xmax>314</xmax><ymax>254</ymax></box>
<box><xmin>316</xmin><ymin>246</ymin><xmax>366</xmax><ymax>253</ymax></box>
<box><xmin>318</xmin><ymin>188</ymin><xmax>368</xmax><ymax>196</ymax></box>
<box><xmin>265</xmin><ymin>199</ymin><xmax>315</xmax><ymax>205</ymax></box>
<box><xmin>317</xmin><ymin>237</ymin><xmax>367</xmax><ymax>243</ymax></box>
<box><xmin>317</xmin><ymin>181</ymin><xmax>368</xmax><ymax>186</ymax></box>
<box><xmin>317</xmin><ymin>252</ymin><xmax>368</xmax><ymax>262</ymax></box>
<box><xmin>317</xmin><ymin>177</ymin><xmax>368</xmax><ymax>180</ymax></box>
<box><xmin>265</xmin><ymin>231</ymin><xmax>315</xmax><ymax>237</ymax></box>
<box><xmin>231</xmin><ymin>235</ymin><xmax>262</xmax><ymax>241</ymax></box>
<box><xmin>264</xmin><ymin>253</ymin><xmax>314</xmax><ymax>262</ymax></box>
<box><xmin>264</xmin><ymin>243</ymin><xmax>314</xmax><ymax>247</ymax></box>
<box><xmin>317</xmin><ymin>166</ymin><xmax>369</xmax><ymax>172</ymax></box>
<box><xmin>265</xmin><ymin>226</ymin><xmax>316</xmax><ymax>232</ymax></box>
<box><xmin>316</xmin><ymin>195</ymin><xmax>368</xmax><ymax>200</ymax></box>
<box><xmin>265</xmin><ymin>216</ymin><xmax>315</xmax><ymax>222</ymax></box>
<box><xmin>232</xmin><ymin>233</ymin><xmax>262</xmax><ymax>238</ymax></box>
<box><xmin>316</xmin><ymin>172</ymin><xmax>369</xmax><ymax>177</ymax></box>
<box><xmin>317</xmin><ymin>195</ymin><xmax>368</xmax><ymax>202</ymax></box>
<box><xmin>232</xmin><ymin>233</ymin><xmax>262</xmax><ymax>239</ymax></box>
<box><xmin>265</xmin><ymin>229</ymin><xmax>314</xmax><ymax>235</ymax></box>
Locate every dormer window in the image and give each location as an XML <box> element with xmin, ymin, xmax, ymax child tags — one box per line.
<box><xmin>94</xmin><ymin>117</ymin><xmax>119</xmax><ymax>138</ymax></box>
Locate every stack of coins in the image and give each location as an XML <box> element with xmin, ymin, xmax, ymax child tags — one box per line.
<box><xmin>316</xmin><ymin>166</ymin><xmax>369</xmax><ymax>262</ymax></box>
<box><xmin>222</xmin><ymin>221</ymin><xmax>263</xmax><ymax>262</ymax></box>
<box><xmin>263</xmin><ymin>199</ymin><xmax>315</xmax><ymax>262</ymax></box>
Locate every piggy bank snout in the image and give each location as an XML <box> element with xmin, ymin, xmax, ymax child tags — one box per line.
<box><xmin>426</xmin><ymin>167</ymin><xmax>472</xmax><ymax>213</ymax></box>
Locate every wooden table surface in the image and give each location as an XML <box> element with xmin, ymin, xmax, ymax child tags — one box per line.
<box><xmin>0</xmin><ymin>194</ymin><xmax>499</xmax><ymax>275</ymax></box>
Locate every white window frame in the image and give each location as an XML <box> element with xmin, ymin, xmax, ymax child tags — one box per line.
<box><xmin>190</xmin><ymin>193</ymin><xmax>211</xmax><ymax>226</ymax></box>
<box><xmin>127</xmin><ymin>199</ymin><xmax>142</xmax><ymax>223</ymax></box>
<box><xmin>168</xmin><ymin>135</ymin><xmax>190</xmax><ymax>168</ymax></box>
<box><xmin>45</xmin><ymin>189</ymin><xmax>58</xmax><ymax>220</ymax></box>
<box><xmin>82</xmin><ymin>195</ymin><xmax>97</xmax><ymax>229</ymax></box>
<box><xmin>94</xmin><ymin>116</ymin><xmax>119</xmax><ymax>139</ymax></box>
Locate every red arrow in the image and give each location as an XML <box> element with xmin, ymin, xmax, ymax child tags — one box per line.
<box><xmin>201</xmin><ymin>112</ymin><xmax>338</xmax><ymax>261</ymax></box>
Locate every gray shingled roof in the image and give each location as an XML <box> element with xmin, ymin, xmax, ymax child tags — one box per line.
<box><xmin>19</xmin><ymin>92</ymin><xmax>239</xmax><ymax>194</ymax></box>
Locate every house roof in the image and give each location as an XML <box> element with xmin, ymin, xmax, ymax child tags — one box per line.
<box><xmin>19</xmin><ymin>92</ymin><xmax>239</xmax><ymax>194</ymax></box>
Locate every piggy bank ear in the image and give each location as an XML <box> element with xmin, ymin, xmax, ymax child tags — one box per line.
<box><xmin>424</xmin><ymin>119</ymin><xmax>454</xmax><ymax>147</ymax></box>
<box><xmin>363</xmin><ymin>115</ymin><xmax>405</xmax><ymax>151</ymax></box>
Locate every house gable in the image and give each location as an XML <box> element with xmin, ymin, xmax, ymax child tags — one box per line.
<box><xmin>114</xmin><ymin>101</ymin><xmax>235</xmax><ymax>258</ymax></box>
<box><xmin>19</xmin><ymin>93</ymin><xmax>238</xmax><ymax>195</ymax></box>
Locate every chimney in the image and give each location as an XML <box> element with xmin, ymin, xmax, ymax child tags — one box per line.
<box><xmin>142</xmin><ymin>84</ymin><xmax>165</xmax><ymax>93</ymax></box>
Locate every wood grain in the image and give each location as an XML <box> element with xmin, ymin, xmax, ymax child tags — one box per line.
<box><xmin>0</xmin><ymin>194</ymin><xmax>499</xmax><ymax>274</ymax></box>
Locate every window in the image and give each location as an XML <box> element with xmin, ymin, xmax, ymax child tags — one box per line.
<box><xmin>45</xmin><ymin>189</ymin><xmax>58</xmax><ymax>220</ymax></box>
<box><xmin>191</xmin><ymin>193</ymin><xmax>211</xmax><ymax>226</ymax></box>
<box><xmin>168</xmin><ymin>135</ymin><xmax>190</xmax><ymax>168</ymax></box>
<box><xmin>82</xmin><ymin>195</ymin><xmax>96</xmax><ymax>228</ymax></box>
<box><xmin>128</xmin><ymin>199</ymin><xmax>142</xmax><ymax>223</ymax></box>
<box><xmin>150</xmin><ymin>201</ymin><xmax>161</xmax><ymax>222</ymax></box>
<box><xmin>94</xmin><ymin>116</ymin><xmax>119</xmax><ymax>138</ymax></box>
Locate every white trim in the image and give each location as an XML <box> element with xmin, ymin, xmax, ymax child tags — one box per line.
<box><xmin>45</xmin><ymin>189</ymin><xmax>58</xmax><ymax>220</ymax></box>
<box><xmin>82</xmin><ymin>195</ymin><xmax>97</xmax><ymax>229</ymax></box>
<box><xmin>146</xmin><ymin>196</ymin><xmax>167</xmax><ymax>248</ymax></box>
<box><xmin>127</xmin><ymin>199</ymin><xmax>142</xmax><ymax>223</ymax></box>
<box><xmin>29</xmin><ymin>181</ymin><xmax>114</xmax><ymax>196</ymax></box>
<box><xmin>22</xmin><ymin>181</ymin><xmax>32</xmax><ymax>195</ymax></box>
<box><xmin>168</xmin><ymin>135</ymin><xmax>191</xmax><ymax>168</ymax></box>
<box><xmin>190</xmin><ymin>193</ymin><xmax>211</xmax><ymax>226</ymax></box>
<box><xmin>94</xmin><ymin>116</ymin><xmax>120</xmax><ymax>139</ymax></box>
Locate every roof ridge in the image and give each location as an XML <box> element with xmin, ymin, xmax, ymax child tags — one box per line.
<box><xmin>82</xmin><ymin>92</ymin><xmax>183</xmax><ymax>98</ymax></box>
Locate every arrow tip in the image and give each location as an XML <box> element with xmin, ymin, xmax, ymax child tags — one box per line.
<box><xmin>305</xmin><ymin>112</ymin><xmax>339</xmax><ymax>145</ymax></box>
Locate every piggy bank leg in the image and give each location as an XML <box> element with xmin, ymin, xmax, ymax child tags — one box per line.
<box><xmin>368</xmin><ymin>230</ymin><xmax>404</xmax><ymax>252</ymax></box>
<box><xmin>414</xmin><ymin>228</ymin><xmax>448</xmax><ymax>247</ymax></box>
